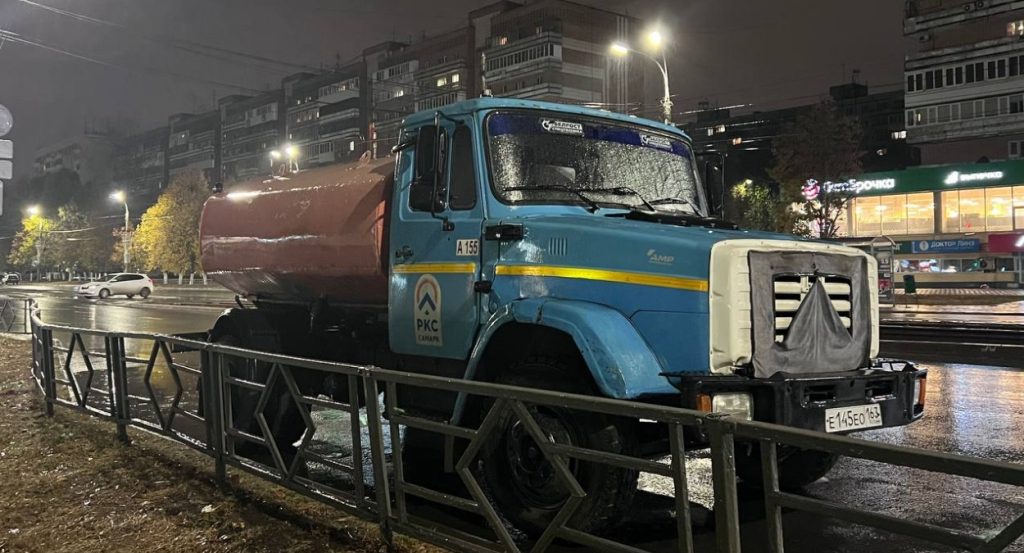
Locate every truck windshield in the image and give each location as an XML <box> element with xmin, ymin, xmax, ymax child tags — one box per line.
<box><xmin>486</xmin><ymin>112</ymin><xmax>701</xmax><ymax>213</ymax></box>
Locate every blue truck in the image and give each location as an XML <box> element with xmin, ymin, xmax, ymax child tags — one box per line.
<box><xmin>199</xmin><ymin>97</ymin><xmax>927</xmax><ymax>535</ymax></box>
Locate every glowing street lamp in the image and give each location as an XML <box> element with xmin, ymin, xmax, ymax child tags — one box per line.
<box><xmin>610</xmin><ymin>29</ymin><xmax>673</xmax><ymax>124</ymax></box>
<box><xmin>110</xmin><ymin>191</ymin><xmax>130</xmax><ymax>272</ymax></box>
<box><xmin>26</xmin><ymin>205</ymin><xmax>40</xmax><ymax>217</ymax></box>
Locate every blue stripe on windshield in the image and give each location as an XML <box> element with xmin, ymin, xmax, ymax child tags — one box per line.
<box><xmin>487</xmin><ymin>113</ymin><xmax>691</xmax><ymax>158</ymax></box>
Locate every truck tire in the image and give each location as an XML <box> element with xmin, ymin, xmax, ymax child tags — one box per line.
<box><xmin>214</xmin><ymin>330</ymin><xmax>308</xmax><ymax>467</ymax></box>
<box><xmin>734</xmin><ymin>445</ymin><xmax>838</xmax><ymax>490</ymax></box>
<box><xmin>478</xmin><ymin>357</ymin><xmax>638</xmax><ymax>537</ymax></box>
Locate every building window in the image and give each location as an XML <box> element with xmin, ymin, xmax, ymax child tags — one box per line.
<box><xmin>451</xmin><ymin>72</ymin><xmax>460</xmax><ymax>84</ymax></box>
<box><xmin>850</xmin><ymin>193</ymin><xmax>934</xmax><ymax>237</ymax></box>
<box><xmin>1009</xmin><ymin>21</ymin><xmax>1024</xmax><ymax>36</ymax></box>
<box><xmin>437</xmin><ymin>76</ymin><xmax>448</xmax><ymax>87</ymax></box>
<box><xmin>892</xmin><ymin>130</ymin><xmax>907</xmax><ymax>140</ymax></box>
<box><xmin>1010</xmin><ymin>140</ymin><xmax>1022</xmax><ymax>159</ymax></box>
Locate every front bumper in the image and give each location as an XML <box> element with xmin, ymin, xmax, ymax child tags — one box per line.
<box><xmin>661</xmin><ymin>360</ymin><xmax>926</xmax><ymax>434</ymax></box>
<box><xmin>75</xmin><ymin>287</ymin><xmax>99</xmax><ymax>297</ymax></box>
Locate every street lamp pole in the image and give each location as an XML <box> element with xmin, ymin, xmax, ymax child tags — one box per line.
<box><xmin>26</xmin><ymin>205</ymin><xmax>43</xmax><ymax>280</ymax></box>
<box><xmin>111</xmin><ymin>191</ymin><xmax>130</xmax><ymax>272</ymax></box>
<box><xmin>610</xmin><ymin>31</ymin><xmax>673</xmax><ymax>125</ymax></box>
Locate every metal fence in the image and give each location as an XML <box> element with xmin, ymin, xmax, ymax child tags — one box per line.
<box><xmin>22</xmin><ymin>302</ymin><xmax>1024</xmax><ymax>553</ymax></box>
<box><xmin>0</xmin><ymin>296</ymin><xmax>30</xmax><ymax>334</ymax></box>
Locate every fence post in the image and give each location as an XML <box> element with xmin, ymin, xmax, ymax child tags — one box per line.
<box><xmin>208</xmin><ymin>350</ymin><xmax>227</xmax><ymax>484</ymax></box>
<box><xmin>361</xmin><ymin>374</ymin><xmax>394</xmax><ymax>551</ymax></box>
<box><xmin>109</xmin><ymin>336</ymin><xmax>131</xmax><ymax>444</ymax></box>
<box><xmin>760</xmin><ymin>439</ymin><xmax>785</xmax><ymax>553</ymax></box>
<box><xmin>709</xmin><ymin>415</ymin><xmax>742</xmax><ymax>553</ymax></box>
<box><xmin>42</xmin><ymin>328</ymin><xmax>56</xmax><ymax>417</ymax></box>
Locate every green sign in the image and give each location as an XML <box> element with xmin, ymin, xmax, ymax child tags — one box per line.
<box><xmin>825</xmin><ymin>159</ymin><xmax>1024</xmax><ymax>198</ymax></box>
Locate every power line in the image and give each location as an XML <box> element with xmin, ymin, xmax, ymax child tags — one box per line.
<box><xmin>14</xmin><ymin>0</ymin><xmax>323</xmax><ymax>75</ymax></box>
<box><xmin>0</xmin><ymin>28</ymin><xmax>263</xmax><ymax>93</ymax></box>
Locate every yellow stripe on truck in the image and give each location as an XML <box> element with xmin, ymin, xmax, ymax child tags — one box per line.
<box><xmin>392</xmin><ymin>262</ymin><xmax>477</xmax><ymax>274</ymax></box>
<box><xmin>495</xmin><ymin>264</ymin><xmax>709</xmax><ymax>292</ymax></box>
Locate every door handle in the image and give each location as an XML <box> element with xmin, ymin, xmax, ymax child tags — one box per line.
<box><xmin>395</xmin><ymin>246</ymin><xmax>414</xmax><ymax>261</ymax></box>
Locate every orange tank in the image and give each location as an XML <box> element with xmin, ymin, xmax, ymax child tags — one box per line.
<box><xmin>199</xmin><ymin>159</ymin><xmax>393</xmax><ymax>307</ymax></box>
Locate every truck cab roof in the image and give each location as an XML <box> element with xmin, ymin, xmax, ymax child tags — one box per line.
<box><xmin>402</xmin><ymin>97</ymin><xmax>690</xmax><ymax>142</ymax></box>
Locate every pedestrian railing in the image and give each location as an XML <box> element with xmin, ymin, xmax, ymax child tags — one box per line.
<box><xmin>0</xmin><ymin>296</ymin><xmax>30</xmax><ymax>334</ymax></box>
<box><xmin>25</xmin><ymin>301</ymin><xmax>1024</xmax><ymax>553</ymax></box>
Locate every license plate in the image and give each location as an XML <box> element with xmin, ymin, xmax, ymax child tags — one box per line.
<box><xmin>824</xmin><ymin>404</ymin><xmax>882</xmax><ymax>433</ymax></box>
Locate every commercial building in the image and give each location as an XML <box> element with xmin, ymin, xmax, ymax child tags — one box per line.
<box><xmin>831</xmin><ymin>159</ymin><xmax>1024</xmax><ymax>286</ymax></box>
<box><xmin>167</xmin><ymin>110</ymin><xmax>220</xmax><ymax>183</ymax></box>
<box><xmin>219</xmin><ymin>91</ymin><xmax>285</xmax><ymax>183</ymax></box>
<box><xmin>904</xmin><ymin>0</ymin><xmax>1024</xmax><ymax>164</ymax></box>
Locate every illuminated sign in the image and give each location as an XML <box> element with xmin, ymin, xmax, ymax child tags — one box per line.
<box><xmin>987</xmin><ymin>232</ymin><xmax>1024</xmax><ymax>253</ymax></box>
<box><xmin>943</xmin><ymin>170</ymin><xmax>1004</xmax><ymax>185</ymax></box>
<box><xmin>807</xmin><ymin>178</ymin><xmax>897</xmax><ymax>197</ymax></box>
<box><xmin>911</xmin><ymin>239</ymin><xmax>980</xmax><ymax>254</ymax></box>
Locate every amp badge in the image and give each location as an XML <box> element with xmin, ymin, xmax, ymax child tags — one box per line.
<box><xmin>414</xmin><ymin>274</ymin><xmax>443</xmax><ymax>346</ymax></box>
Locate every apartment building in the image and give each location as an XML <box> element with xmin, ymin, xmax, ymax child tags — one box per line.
<box><xmin>167</xmin><ymin>110</ymin><xmax>220</xmax><ymax>182</ymax></box>
<box><xmin>219</xmin><ymin>91</ymin><xmax>285</xmax><ymax>183</ymax></box>
<box><xmin>905</xmin><ymin>0</ymin><xmax>1024</xmax><ymax>164</ymax></box>
<box><xmin>283</xmin><ymin>63</ymin><xmax>365</xmax><ymax>168</ymax></box>
<box><xmin>32</xmin><ymin>132</ymin><xmax>116</xmax><ymax>186</ymax></box>
<box><xmin>112</xmin><ymin>126</ymin><xmax>168</xmax><ymax>201</ymax></box>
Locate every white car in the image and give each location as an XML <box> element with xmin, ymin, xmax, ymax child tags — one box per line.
<box><xmin>76</xmin><ymin>273</ymin><xmax>154</xmax><ymax>299</ymax></box>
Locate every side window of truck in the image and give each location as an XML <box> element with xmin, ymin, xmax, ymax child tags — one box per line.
<box><xmin>410</xmin><ymin>125</ymin><xmax>447</xmax><ymax>212</ymax></box>
<box><xmin>449</xmin><ymin>125</ymin><xmax>477</xmax><ymax>210</ymax></box>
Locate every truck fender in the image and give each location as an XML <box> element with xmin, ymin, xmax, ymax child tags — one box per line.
<box><xmin>453</xmin><ymin>298</ymin><xmax>668</xmax><ymax>424</ymax></box>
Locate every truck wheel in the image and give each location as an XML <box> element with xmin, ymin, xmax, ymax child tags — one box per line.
<box><xmin>479</xmin><ymin>357</ymin><xmax>638</xmax><ymax>537</ymax></box>
<box><xmin>735</xmin><ymin>445</ymin><xmax>838</xmax><ymax>490</ymax></box>
<box><xmin>215</xmin><ymin>333</ymin><xmax>308</xmax><ymax>467</ymax></box>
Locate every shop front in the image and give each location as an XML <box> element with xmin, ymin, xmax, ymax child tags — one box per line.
<box><xmin>829</xmin><ymin>159</ymin><xmax>1024</xmax><ymax>288</ymax></box>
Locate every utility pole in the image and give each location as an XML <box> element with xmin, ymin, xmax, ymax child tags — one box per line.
<box><xmin>110</xmin><ymin>191</ymin><xmax>130</xmax><ymax>272</ymax></box>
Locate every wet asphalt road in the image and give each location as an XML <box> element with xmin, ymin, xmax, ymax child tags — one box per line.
<box><xmin>4</xmin><ymin>286</ymin><xmax>1024</xmax><ymax>552</ymax></box>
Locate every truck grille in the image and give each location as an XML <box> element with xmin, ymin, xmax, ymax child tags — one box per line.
<box><xmin>772</xmin><ymin>275</ymin><xmax>853</xmax><ymax>342</ymax></box>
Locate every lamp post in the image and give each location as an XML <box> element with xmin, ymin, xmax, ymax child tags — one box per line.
<box><xmin>110</xmin><ymin>191</ymin><xmax>130</xmax><ymax>272</ymax></box>
<box><xmin>610</xmin><ymin>30</ymin><xmax>673</xmax><ymax>125</ymax></box>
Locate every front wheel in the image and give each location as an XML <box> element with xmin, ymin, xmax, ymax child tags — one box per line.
<box><xmin>98</xmin><ymin>288</ymin><xmax>110</xmax><ymax>299</ymax></box>
<box><xmin>735</xmin><ymin>445</ymin><xmax>838</xmax><ymax>490</ymax></box>
<box><xmin>478</xmin><ymin>358</ymin><xmax>638</xmax><ymax>537</ymax></box>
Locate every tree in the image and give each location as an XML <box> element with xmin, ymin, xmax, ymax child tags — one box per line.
<box><xmin>769</xmin><ymin>102</ymin><xmax>863</xmax><ymax>238</ymax></box>
<box><xmin>133</xmin><ymin>170</ymin><xmax>209</xmax><ymax>275</ymax></box>
<box><xmin>732</xmin><ymin>179</ymin><xmax>781</xmax><ymax>232</ymax></box>
<box><xmin>7</xmin><ymin>213</ymin><xmax>56</xmax><ymax>272</ymax></box>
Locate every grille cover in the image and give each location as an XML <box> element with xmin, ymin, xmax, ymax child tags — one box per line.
<box><xmin>748</xmin><ymin>251</ymin><xmax>871</xmax><ymax>377</ymax></box>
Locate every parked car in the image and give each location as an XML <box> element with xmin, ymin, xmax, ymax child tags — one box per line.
<box><xmin>75</xmin><ymin>273</ymin><xmax>154</xmax><ymax>299</ymax></box>
<box><xmin>1</xmin><ymin>273</ymin><xmax>20</xmax><ymax>285</ymax></box>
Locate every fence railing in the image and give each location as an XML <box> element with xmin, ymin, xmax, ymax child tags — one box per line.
<box><xmin>0</xmin><ymin>296</ymin><xmax>30</xmax><ymax>334</ymax></box>
<box><xmin>24</xmin><ymin>301</ymin><xmax>1024</xmax><ymax>553</ymax></box>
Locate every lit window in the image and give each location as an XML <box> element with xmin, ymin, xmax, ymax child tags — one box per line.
<box><xmin>437</xmin><ymin>77</ymin><xmax>448</xmax><ymax>87</ymax></box>
<box><xmin>451</xmin><ymin>73</ymin><xmax>460</xmax><ymax>84</ymax></box>
<box><xmin>498</xmin><ymin>36</ymin><xmax>508</xmax><ymax>46</ymax></box>
<box><xmin>396</xmin><ymin>89</ymin><xmax>405</xmax><ymax>97</ymax></box>
<box><xmin>1009</xmin><ymin>21</ymin><xmax>1024</xmax><ymax>36</ymax></box>
<box><xmin>891</xmin><ymin>130</ymin><xmax>907</xmax><ymax>140</ymax></box>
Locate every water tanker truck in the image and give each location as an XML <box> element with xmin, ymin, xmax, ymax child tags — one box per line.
<box><xmin>200</xmin><ymin>97</ymin><xmax>926</xmax><ymax>535</ymax></box>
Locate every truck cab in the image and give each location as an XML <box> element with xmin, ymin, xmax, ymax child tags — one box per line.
<box><xmin>202</xmin><ymin>97</ymin><xmax>926</xmax><ymax>536</ymax></box>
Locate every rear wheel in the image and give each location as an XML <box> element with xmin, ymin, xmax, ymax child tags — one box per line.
<box><xmin>735</xmin><ymin>445</ymin><xmax>838</xmax><ymax>490</ymax></box>
<box><xmin>140</xmin><ymin>288</ymin><xmax>151</xmax><ymax>299</ymax></box>
<box><xmin>98</xmin><ymin>288</ymin><xmax>110</xmax><ymax>299</ymax></box>
<box><xmin>478</xmin><ymin>357</ymin><xmax>638</xmax><ymax>537</ymax></box>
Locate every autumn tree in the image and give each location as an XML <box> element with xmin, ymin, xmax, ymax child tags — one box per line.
<box><xmin>7</xmin><ymin>212</ymin><xmax>56</xmax><ymax>273</ymax></box>
<box><xmin>731</xmin><ymin>179</ymin><xmax>781</xmax><ymax>232</ymax></box>
<box><xmin>769</xmin><ymin>102</ymin><xmax>862</xmax><ymax>238</ymax></box>
<box><xmin>133</xmin><ymin>170</ymin><xmax>209</xmax><ymax>276</ymax></box>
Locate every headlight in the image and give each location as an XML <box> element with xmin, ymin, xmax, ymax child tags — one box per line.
<box><xmin>698</xmin><ymin>392</ymin><xmax>753</xmax><ymax>420</ymax></box>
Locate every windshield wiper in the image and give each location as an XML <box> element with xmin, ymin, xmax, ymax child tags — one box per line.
<box><xmin>650</xmin><ymin>196</ymin><xmax>701</xmax><ymax>213</ymax></box>
<box><xmin>504</xmin><ymin>184</ymin><xmax>602</xmax><ymax>212</ymax></box>
<box><xmin>591</xmin><ymin>186</ymin><xmax>657</xmax><ymax>212</ymax></box>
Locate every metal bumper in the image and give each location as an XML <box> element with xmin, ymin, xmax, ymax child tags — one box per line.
<box><xmin>661</xmin><ymin>361</ymin><xmax>926</xmax><ymax>434</ymax></box>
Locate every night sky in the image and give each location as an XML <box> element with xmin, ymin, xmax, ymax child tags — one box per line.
<box><xmin>0</xmin><ymin>0</ymin><xmax>904</xmax><ymax>182</ymax></box>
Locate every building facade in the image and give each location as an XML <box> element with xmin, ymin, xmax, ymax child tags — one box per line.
<box><xmin>219</xmin><ymin>91</ymin><xmax>285</xmax><ymax>183</ymax></box>
<box><xmin>112</xmin><ymin>126</ymin><xmax>168</xmax><ymax>202</ymax></box>
<box><xmin>833</xmin><ymin>159</ymin><xmax>1024</xmax><ymax>286</ymax></box>
<box><xmin>283</xmin><ymin>63</ymin><xmax>366</xmax><ymax>168</ymax></box>
<box><xmin>905</xmin><ymin>0</ymin><xmax>1024</xmax><ymax>164</ymax></box>
<box><xmin>32</xmin><ymin>132</ymin><xmax>116</xmax><ymax>186</ymax></box>
<box><xmin>167</xmin><ymin>111</ymin><xmax>220</xmax><ymax>182</ymax></box>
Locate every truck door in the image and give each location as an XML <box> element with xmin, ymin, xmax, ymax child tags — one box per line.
<box><xmin>389</xmin><ymin>119</ymin><xmax>484</xmax><ymax>360</ymax></box>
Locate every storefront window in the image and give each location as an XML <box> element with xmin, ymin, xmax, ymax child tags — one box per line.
<box><xmin>852</xmin><ymin>196</ymin><xmax>880</xmax><ymax>236</ymax></box>
<box><xmin>906</xmin><ymin>193</ymin><xmax>934</xmax><ymax>234</ymax></box>
<box><xmin>986</xmin><ymin>187</ymin><xmax>1014</xmax><ymax>231</ymax></box>
<box><xmin>880</xmin><ymin>195</ymin><xmax>906</xmax><ymax>234</ymax></box>
<box><xmin>942</xmin><ymin>190</ymin><xmax>960</xmax><ymax>232</ymax></box>
<box><xmin>1015</xmin><ymin>186</ymin><xmax>1024</xmax><ymax>229</ymax></box>
<box><xmin>851</xmin><ymin>193</ymin><xmax>934</xmax><ymax>236</ymax></box>
<box><xmin>958</xmin><ymin>188</ymin><xmax>986</xmax><ymax>231</ymax></box>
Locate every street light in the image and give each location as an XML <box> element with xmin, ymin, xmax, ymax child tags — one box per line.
<box><xmin>110</xmin><ymin>191</ymin><xmax>130</xmax><ymax>272</ymax></box>
<box><xmin>610</xmin><ymin>30</ymin><xmax>673</xmax><ymax>125</ymax></box>
<box><xmin>25</xmin><ymin>205</ymin><xmax>43</xmax><ymax>278</ymax></box>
